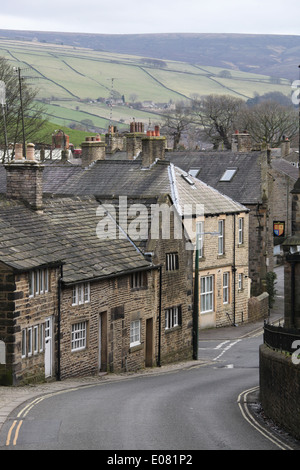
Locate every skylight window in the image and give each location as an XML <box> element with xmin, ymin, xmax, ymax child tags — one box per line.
<box><xmin>220</xmin><ymin>168</ymin><xmax>237</xmax><ymax>182</ymax></box>
<box><xmin>188</xmin><ymin>168</ymin><xmax>200</xmax><ymax>177</ymax></box>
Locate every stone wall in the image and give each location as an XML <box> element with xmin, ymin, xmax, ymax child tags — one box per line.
<box><xmin>59</xmin><ymin>269</ymin><xmax>158</xmax><ymax>379</ymax></box>
<box><xmin>0</xmin><ymin>263</ymin><xmax>15</xmax><ymax>385</ymax></box>
<box><xmin>0</xmin><ymin>265</ymin><xmax>60</xmax><ymax>385</ymax></box>
<box><xmin>195</xmin><ymin>212</ymin><xmax>249</xmax><ymax>328</ymax></box>
<box><xmin>259</xmin><ymin>344</ymin><xmax>300</xmax><ymax>441</ymax></box>
<box><xmin>248</xmin><ymin>292</ymin><xmax>269</xmax><ymax>322</ymax></box>
<box><xmin>5</xmin><ymin>162</ymin><xmax>44</xmax><ymax>210</ymax></box>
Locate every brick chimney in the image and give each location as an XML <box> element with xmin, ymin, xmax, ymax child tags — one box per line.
<box><xmin>5</xmin><ymin>143</ymin><xmax>44</xmax><ymax>210</ymax></box>
<box><xmin>141</xmin><ymin>130</ymin><xmax>166</xmax><ymax>167</ymax></box>
<box><xmin>126</xmin><ymin>122</ymin><xmax>145</xmax><ymax>160</ymax></box>
<box><xmin>81</xmin><ymin>135</ymin><xmax>105</xmax><ymax>167</ymax></box>
<box><xmin>231</xmin><ymin>130</ymin><xmax>252</xmax><ymax>152</ymax></box>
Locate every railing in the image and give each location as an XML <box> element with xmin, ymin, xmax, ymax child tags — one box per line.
<box><xmin>263</xmin><ymin>321</ymin><xmax>300</xmax><ymax>354</ymax></box>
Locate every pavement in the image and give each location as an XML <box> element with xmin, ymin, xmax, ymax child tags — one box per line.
<box><xmin>0</xmin><ymin>266</ymin><xmax>284</xmax><ymax>434</ymax></box>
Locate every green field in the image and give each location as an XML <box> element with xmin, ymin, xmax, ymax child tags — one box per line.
<box><xmin>0</xmin><ymin>38</ymin><xmax>293</xmax><ymax>132</ymax></box>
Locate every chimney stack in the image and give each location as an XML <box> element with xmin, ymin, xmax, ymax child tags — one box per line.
<box><xmin>231</xmin><ymin>130</ymin><xmax>252</xmax><ymax>152</ymax></box>
<box><xmin>5</xmin><ymin>143</ymin><xmax>44</xmax><ymax>211</ymax></box>
<box><xmin>141</xmin><ymin>129</ymin><xmax>166</xmax><ymax>167</ymax></box>
<box><xmin>81</xmin><ymin>135</ymin><xmax>105</xmax><ymax>167</ymax></box>
<box><xmin>126</xmin><ymin>122</ymin><xmax>145</xmax><ymax>160</ymax></box>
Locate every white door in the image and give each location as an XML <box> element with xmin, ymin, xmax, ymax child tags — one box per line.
<box><xmin>45</xmin><ymin>317</ymin><xmax>53</xmax><ymax>378</ymax></box>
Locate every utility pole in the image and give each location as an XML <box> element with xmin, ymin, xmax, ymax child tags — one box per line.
<box><xmin>14</xmin><ymin>67</ymin><xmax>26</xmax><ymax>159</ymax></box>
<box><xmin>0</xmin><ymin>81</ymin><xmax>8</xmax><ymax>161</ymax></box>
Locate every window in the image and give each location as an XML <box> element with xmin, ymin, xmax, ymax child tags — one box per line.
<box><xmin>166</xmin><ymin>253</ymin><xmax>179</xmax><ymax>271</ymax></box>
<box><xmin>188</xmin><ymin>168</ymin><xmax>200</xmax><ymax>177</ymax></box>
<box><xmin>200</xmin><ymin>275</ymin><xmax>214</xmax><ymax>313</ymax></box>
<box><xmin>29</xmin><ymin>268</ymin><xmax>49</xmax><ymax>297</ymax></box>
<box><xmin>39</xmin><ymin>324</ymin><xmax>44</xmax><ymax>352</ymax></box>
<box><xmin>130</xmin><ymin>272</ymin><xmax>147</xmax><ymax>289</ymax></box>
<box><xmin>28</xmin><ymin>327</ymin><xmax>33</xmax><ymax>357</ymax></box>
<box><xmin>21</xmin><ymin>329</ymin><xmax>26</xmax><ymax>358</ymax></box>
<box><xmin>238</xmin><ymin>273</ymin><xmax>243</xmax><ymax>290</ymax></box>
<box><xmin>130</xmin><ymin>320</ymin><xmax>141</xmax><ymax>347</ymax></box>
<box><xmin>223</xmin><ymin>272</ymin><xmax>229</xmax><ymax>304</ymax></box>
<box><xmin>71</xmin><ymin>322</ymin><xmax>87</xmax><ymax>351</ymax></box>
<box><xmin>196</xmin><ymin>221</ymin><xmax>204</xmax><ymax>258</ymax></box>
<box><xmin>33</xmin><ymin>326</ymin><xmax>39</xmax><ymax>355</ymax></box>
<box><xmin>238</xmin><ymin>218</ymin><xmax>244</xmax><ymax>245</ymax></box>
<box><xmin>218</xmin><ymin>220</ymin><xmax>224</xmax><ymax>255</ymax></box>
<box><xmin>165</xmin><ymin>306</ymin><xmax>181</xmax><ymax>330</ymax></box>
<box><xmin>72</xmin><ymin>283</ymin><xmax>90</xmax><ymax>305</ymax></box>
<box><xmin>220</xmin><ymin>168</ymin><xmax>237</xmax><ymax>181</ymax></box>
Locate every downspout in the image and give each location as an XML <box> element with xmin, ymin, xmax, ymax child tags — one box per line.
<box><xmin>232</xmin><ymin>214</ymin><xmax>237</xmax><ymax>326</ymax></box>
<box><xmin>157</xmin><ymin>265</ymin><xmax>162</xmax><ymax>367</ymax></box>
<box><xmin>291</xmin><ymin>261</ymin><xmax>295</xmax><ymax>328</ymax></box>
<box><xmin>193</xmin><ymin>246</ymin><xmax>199</xmax><ymax>360</ymax></box>
<box><xmin>57</xmin><ymin>265</ymin><xmax>63</xmax><ymax>381</ymax></box>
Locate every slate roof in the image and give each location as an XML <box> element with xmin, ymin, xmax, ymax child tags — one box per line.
<box><xmin>271</xmin><ymin>158</ymin><xmax>298</xmax><ymax>181</ymax></box>
<box><xmin>165</xmin><ymin>151</ymin><xmax>263</xmax><ymax>205</ymax></box>
<box><xmin>43</xmin><ymin>159</ymin><xmax>246</xmax><ymax>215</ymax></box>
<box><xmin>0</xmin><ymin>195</ymin><xmax>152</xmax><ymax>284</ymax></box>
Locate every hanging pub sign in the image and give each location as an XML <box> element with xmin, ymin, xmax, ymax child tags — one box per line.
<box><xmin>273</xmin><ymin>221</ymin><xmax>285</xmax><ymax>237</ymax></box>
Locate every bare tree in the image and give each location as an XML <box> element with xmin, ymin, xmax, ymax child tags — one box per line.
<box><xmin>161</xmin><ymin>101</ymin><xmax>192</xmax><ymax>150</ymax></box>
<box><xmin>192</xmin><ymin>94</ymin><xmax>246</xmax><ymax>150</ymax></box>
<box><xmin>0</xmin><ymin>57</ymin><xmax>47</xmax><ymax>160</ymax></box>
<box><xmin>240</xmin><ymin>100</ymin><xmax>298</xmax><ymax>147</ymax></box>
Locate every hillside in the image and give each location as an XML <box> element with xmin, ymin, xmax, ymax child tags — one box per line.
<box><xmin>1</xmin><ymin>30</ymin><xmax>299</xmax><ymax>80</ymax></box>
<box><xmin>0</xmin><ymin>31</ymin><xmax>297</xmax><ymax>132</ymax></box>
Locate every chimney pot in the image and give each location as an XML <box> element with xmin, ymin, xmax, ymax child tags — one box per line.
<box><xmin>26</xmin><ymin>143</ymin><xmax>35</xmax><ymax>161</ymax></box>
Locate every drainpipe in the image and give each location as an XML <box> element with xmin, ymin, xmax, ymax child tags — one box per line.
<box><xmin>291</xmin><ymin>261</ymin><xmax>295</xmax><ymax>328</ymax></box>
<box><xmin>193</xmin><ymin>246</ymin><xmax>199</xmax><ymax>360</ymax></box>
<box><xmin>57</xmin><ymin>266</ymin><xmax>63</xmax><ymax>381</ymax></box>
<box><xmin>157</xmin><ymin>265</ymin><xmax>162</xmax><ymax>367</ymax></box>
<box><xmin>232</xmin><ymin>214</ymin><xmax>237</xmax><ymax>326</ymax></box>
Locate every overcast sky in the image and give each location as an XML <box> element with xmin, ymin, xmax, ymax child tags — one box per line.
<box><xmin>0</xmin><ymin>0</ymin><xmax>299</xmax><ymax>36</ymax></box>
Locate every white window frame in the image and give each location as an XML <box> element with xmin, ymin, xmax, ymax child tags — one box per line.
<box><xmin>21</xmin><ymin>329</ymin><xmax>26</xmax><ymax>358</ymax></box>
<box><xmin>196</xmin><ymin>221</ymin><xmax>204</xmax><ymax>258</ymax></box>
<box><xmin>218</xmin><ymin>220</ymin><xmax>224</xmax><ymax>255</ymax></box>
<box><xmin>165</xmin><ymin>306</ymin><xmax>180</xmax><ymax>330</ymax></box>
<box><xmin>71</xmin><ymin>322</ymin><xmax>87</xmax><ymax>351</ymax></box>
<box><xmin>28</xmin><ymin>327</ymin><xmax>33</xmax><ymax>357</ymax></box>
<box><xmin>166</xmin><ymin>253</ymin><xmax>179</xmax><ymax>271</ymax></box>
<box><xmin>39</xmin><ymin>323</ymin><xmax>44</xmax><ymax>352</ymax></box>
<box><xmin>223</xmin><ymin>272</ymin><xmax>229</xmax><ymax>304</ymax></box>
<box><xmin>29</xmin><ymin>268</ymin><xmax>49</xmax><ymax>297</ymax></box>
<box><xmin>130</xmin><ymin>320</ymin><xmax>141</xmax><ymax>347</ymax></box>
<box><xmin>33</xmin><ymin>325</ymin><xmax>39</xmax><ymax>355</ymax></box>
<box><xmin>238</xmin><ymin>273</ymin><xmax>243</xmax><ymax>290</ymax></box>
<box><xmin>200</xmin><ymin>275</ymin><xmax>214</xmax><ymax>313</ymax></box>
<box><xmin>238</xmin><ymin>218</ymin><xmax>244</xmax><ymax>245</ymax></box>
<box><xmin>72</xmin><ymin>283</ymin><xmax>90</xmax><ymax>306</ymax></box>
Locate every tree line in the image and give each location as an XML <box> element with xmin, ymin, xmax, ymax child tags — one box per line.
<box><xmin>0</xmin><ymin>56</ymin><xmax>298</xmax><ymax>157</ymax></box>
<box><xmin>161</xmin><ymin>92</ymin><xmax>298</xmax><ymax>151</ymax></box>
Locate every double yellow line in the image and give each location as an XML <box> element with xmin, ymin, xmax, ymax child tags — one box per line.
<box><xmin>5</xmin><ymin>384</ymin><xmax>97</xmax><ymax>447</ymax></box>
<box><xmin>6</xmin><ymin>395</ymin><xmax>49</xmax><ymax>446</ymax></box>
<box><xmin>237</xmin><ymin>386</ymin><xmax>294</xmax><ymax>450</ymax></box>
